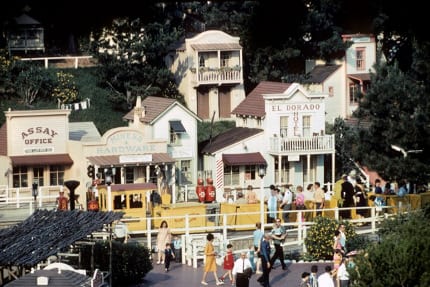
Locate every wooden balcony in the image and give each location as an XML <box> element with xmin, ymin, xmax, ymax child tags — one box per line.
<box><xmin>191</xmin><ymin>67</ymin><xmax>243</xmax><ymax>86</ymax></box>
<box><xmin>268</xmin><ymin>134</ymin><xmax>335</xmax><ymax>155</ymax></box>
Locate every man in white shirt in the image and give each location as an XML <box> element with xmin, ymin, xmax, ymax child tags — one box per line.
<box><xmin>232</xmin><ymin>252</ymin><xmax>253</xmax><ymax>287</ymax></box>
<box><xmin>317</xmin><ymin>265</ymin><xmax>335</xmax><ymax>287</ymax></box>
<box><xmin>280</xmin><ymin>184</ymin><xmax>293</xmax><ymax>226</ymax></box>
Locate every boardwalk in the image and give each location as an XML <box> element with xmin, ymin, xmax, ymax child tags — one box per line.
<box><xmin>137</xmin><ymin>259</ymin><xmax>330</xmax><ymax>287</ymax></box>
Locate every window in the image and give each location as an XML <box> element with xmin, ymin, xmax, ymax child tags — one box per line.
<box><xmin>274</xmin><ymin>157</ymin><xmax>289</xmax><ymax>184</ymax></box>
<box><xmin>199</xmin><ymin>54</ymin><xmax>205</xmax><ymax>67</ymax></box>
<box><xmin>302</xmin><ymin>116</ymin><xmax>311</xmax><ymax>137</ymax></box>
<box><xmin>356</xmin><ymin>47</ymin><xmax>366</xmax><ymax>70</ymax></box>
<box><xmin>349</xmin><ymin>83</ymin><xmax>359</xmax><ymax>104</ymax></box>
<box><xmin>245</xmin><ymin>165</ymin><xmax>256</xmax><ymax>180</ymax></box>
<box><xmin>13</xmin><ymin>166</ymin><xmax>28</xmax><ymax>188</ymax></box>
<box><xmin>179</xmin><ymin>160</ymin><xmax>192</xmax><ymax>184</ymax></box>
<box><xmin>49</xmin><ymin>165</ymin><xmax>65</xmax><ymax>186</ymax></box>
<box><xmin>33</xmin><ymin>167</ymin><xmax>44</xmax><ymax>187</ymax></box>
<box><xmin>113</xmin><ymin>194</ymin><xmax>126</xmax><ymax>210</ymax></box>
<box><xmin>220</xmin><ymin>52</ymin><xmax>230</xmax><ymax>67</ymax></box>
<box><xmin>170</xmin><ymin>120</ymin><xmax>185</xmax><ymax>145</ymax></box>
<box><xmin>170</xmin><ymin>130</ymin><xmax>180</xmax><ymax>145</ymax></box>
<box><xmin>129</xmin><ymin>193</ymin><xmax>143</xmax><ymax>208</ymax></box>
<box><xmin>125</xmin><ymin>167</ymin><xmax>134</xmax><ymax>184</ymax></box>
<box><xmin>328</xmin><ymin>86</ymin><xmax>334</xmax><ymax>97</ymax></box>
<box><xmin>224</xmin><ymin>165</ymin><xmax>239</xmax><ymax>186</ymax></box>
<box><xmin>280</xmin><ymin>116</ymin><xmax>288</xmax><ymax>137</ymax></box>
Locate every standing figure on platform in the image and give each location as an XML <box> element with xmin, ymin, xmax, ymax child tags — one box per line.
<box><xmin>56</xmin><ymin>190</ymin><xmax>69</xmax><ymax>210</ymax></box>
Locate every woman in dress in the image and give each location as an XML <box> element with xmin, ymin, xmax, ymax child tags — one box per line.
<box><xmin>156</xmin><ymin>220</ymin><xmax>172</xmax><ymax>265</ymax></box>
<box><xmin>201</xmin><ymin>233</ymin><xmax>224</xmax><ymax>285</ymax></box>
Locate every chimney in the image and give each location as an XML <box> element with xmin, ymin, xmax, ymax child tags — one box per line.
<box><xmin>134</xmin><ymin>96</ymin><xmax>145</xmax><ymax>124</ymax></box>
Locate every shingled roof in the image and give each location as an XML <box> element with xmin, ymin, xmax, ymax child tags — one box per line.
<box><xmin>303</xmin><ymin>65</ymin><xmax>341</xmax><ymax>84</ymax></box>
<box><xmin>0</xmin><ymin>209</ymin><xmax>123</xmax><ymax>267</ymax></box>
<box><xmin>232</xmin><ymin>81</ymin><xmax>291</xmax><ymax>118</ymax></box>
<box><xmin>201</xmin><ymin>127</ymin><xmax>263</xmax><ymax>154</ymax></box>
<box><xmin>123</xmin><ymin>96</ymin><xmax>177</xmax><ymax>124</ymax></box>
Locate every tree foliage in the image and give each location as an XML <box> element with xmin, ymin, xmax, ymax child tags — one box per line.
<box><xmin>304</xmin><ymin>217</ymin><xmax>357</xmax><ymax>260</ymax></box>
<box><xmin>95</xmin><ymin>18</ymin><xmax>184</xmax><ymax>111</ymax></box>
<box><xmin>80</xmin><ymin>240</ymin><xmax>153</xmax><ymax>286</ymax></box>
<box><xmin>350</xmin><ymin>207</ymin><xmax>430</xmax><ymax>287</ymax></box>
<box><xmin>353</xmin><ymin>60</ymin><xmax>430</xmax><ymax>184</ymax></box>
<box><xmin>9</xmin><ymin>61</ymin><xmax>54</xmax><ymax>107</ymax></box>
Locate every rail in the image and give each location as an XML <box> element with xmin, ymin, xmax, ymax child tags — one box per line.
<box><xmin>20</xmin><ymin>55</ymin><xmax>94</xmax><ymax>69</ymax></box>
<box><xmin>0</xmin><ymin>194</ymin><xmax>413</xmax><ymax>269</ymax></box>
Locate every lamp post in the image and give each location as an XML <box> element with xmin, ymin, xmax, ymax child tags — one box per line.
<box><xmin>105</xmin><ymin>169</ymin><xmax>113</xmax><ymax>211</ymax></box>
<box><xmin>258</xmin><ymin>165</ymin><xmax>266</xmax><ymax>232</ymax></box>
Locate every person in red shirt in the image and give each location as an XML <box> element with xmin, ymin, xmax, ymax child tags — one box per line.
<box><xmin>220</xmin><ymin>244</ymin><xmax>234</xmax><ymax>284</ymax></box>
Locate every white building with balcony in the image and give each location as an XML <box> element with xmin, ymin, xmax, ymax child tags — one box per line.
<box><xmin>303</xmin><ymin>33</ymin><xmax>379</xmax><ymax>123</ymax></box>
<box><xmin>165</xmin><ymin>30</ymin><xmax>245</xmax><ymax>121</ymax></box>
<box><xmin>201</xmin><ymin>82</ymin><xmax>335</xmax><ymax>199</ymax></box>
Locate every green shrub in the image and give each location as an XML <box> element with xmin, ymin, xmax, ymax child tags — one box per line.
<box><xmin>304</xmin><ymin>217</ymin><xmax>356</xmax><ymax>260</ymax></box>
<box><xmin>81</xmin><ymin>240</ymin><xmax>153</xmax><ymax>286</ymax></box>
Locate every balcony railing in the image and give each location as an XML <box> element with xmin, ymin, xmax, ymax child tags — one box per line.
<box><xmin>191</xmin><ymin>67</ymin><xmax>243</xmax><ymax>86</ymax></box>
<box><xmin>269</xmin><ymin>134</ymin><xmax>335</xmax><ymax>154</ymax></box>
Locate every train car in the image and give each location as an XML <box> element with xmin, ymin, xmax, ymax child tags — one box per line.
<box><xmin>97</xmin><ymin>183</ymin><xmax>156</xmax><ymax>232</ymax></box>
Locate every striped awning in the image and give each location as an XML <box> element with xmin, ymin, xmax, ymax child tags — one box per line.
<box><xmin>87</xmin><ymin>153</ymin><xmax>175</xmax><ymax>166</ymax></box>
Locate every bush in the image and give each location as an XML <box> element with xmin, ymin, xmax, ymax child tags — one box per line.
<box><xmin>304</xmin><ymin>217</ymin><xmax>356</xmax><ymax>260</ymax></box>
<box><xmin>81</xmin><ymin>240</ymin><xmax>153</xmax><ymax>286</ymax></box>
<box><xmin>351</xmin><ymin>209</ymin><xmax>430</xmax><ymax>286</ymax></box>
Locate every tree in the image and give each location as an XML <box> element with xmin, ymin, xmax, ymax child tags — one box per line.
<box><xmin>81</xmin><ymin>240</ymin><xmax>153</xmax><ymax>286</ymax></box>
<box><xmin>10</xmin><ymin>61</ymin><xmax>54</xmax><ymax>107</ymax></box>
<box><xmin>350</xmin><ymin>207</ymin><xmax>430</xmax><ymax>286</ymax></box>
<box><xmin>329</xmin><ymin>117</ymin><xmax>359</xmax><ymax>177</ymax></box>
<box><xmin>353</xmin><ymin>60</ymin><xmax>430</xmax><ymax>184</ymax></box>
<box><xmin>95</xmin><ymin>18</ymin><xmax>184</xmax><ymax>111</ymax></box>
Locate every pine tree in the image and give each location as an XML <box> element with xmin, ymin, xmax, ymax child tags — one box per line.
<box><xmin>353</xmin><ymin>60</ymin><xmax>430</xmax><ymax>185</ymax></box>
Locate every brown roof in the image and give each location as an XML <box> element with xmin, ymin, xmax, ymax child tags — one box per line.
<box><xmin>10</xmin><ymin>154</ymin><xmax>73</xmax><ymax>166</ymax></box>
<box><xmin>123</xmin><ymin>96</ymin><xmax>177</xmax><ymax>123</ymax></box>
<box><xmin>190</xmin><ymin>43</ymin><xmax>242</xmax><ymax>51</ymax></box>
<box><xmin>87</xmin><ymin>153</ymin><xmax>175</xmax><ymax>166</ymax></box>
<box><xmin>303</xmin><ymin>65</ymin><xmax>341</xmax><ymax>84</ymax></box>
<box><xmin>106</xmin><ymin>182</ymin><xmax>157</xmax><ymax>191</ymax></box>
<box><xmin>0</xmin><ymin>123</ymin><xmax>7</xmax><ymax>156</ymax></box>
<box><xmin>232</xmin><ymin>81</ymin><xmax>291</xmax><ymax>117</ymax></box>
<box><xmin>348</xmin><ymin>73</ymin><xmax>371</xmax><ymax>81</ymax></box>
<box><xmin>201</xmin><ymin>127</ymin><xmax>263</xmax><ymax>154</ymax></box>
<box><xmin>222</xmin><ymin>152</ymin><xmax>266</xmax><ymax>166</ymax></box>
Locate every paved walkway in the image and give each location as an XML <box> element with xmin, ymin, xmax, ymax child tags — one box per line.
<box><xmin>136</xmin><ymin>260</ymin><xmax>330</xmax><ymax>287</ymax></box>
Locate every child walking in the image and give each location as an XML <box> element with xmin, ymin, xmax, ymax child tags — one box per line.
<box><xmin>220</xmin><ymin>244</ymin><xmax>234</xmax><ymax>285</ymax></box>
<box><xmin>164</xmin><ymin>242</ymin><xmax>175</xmax><ymax>272</ymax></box>
<box><xmin>247</xmin><ymin>244</ymin><xmax>256</xmax><ymax>273</ymax></box>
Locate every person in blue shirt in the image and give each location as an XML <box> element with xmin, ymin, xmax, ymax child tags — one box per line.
<box><xmin>257</xmin><ymin>233</ymin><xmax>272</xmax><ymax>287</ymax></box>
<box><xmin>172</xmin><ymin>235</ymin><xmax>182</xmax><ymax>263</ymax></box>
<box><xmin>253</xmin><ymin>222</ymin><xmax>264</xmax><ymax>274</ymax></box>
